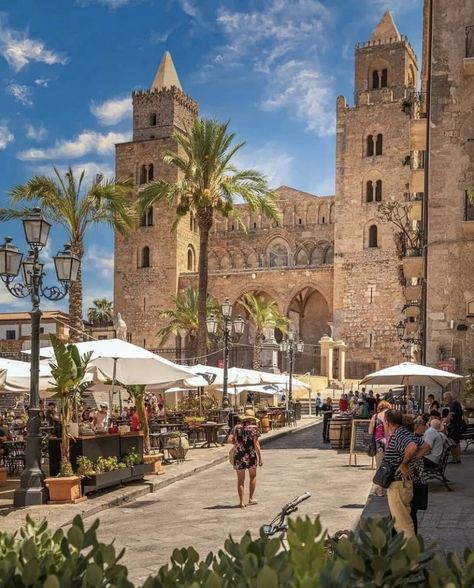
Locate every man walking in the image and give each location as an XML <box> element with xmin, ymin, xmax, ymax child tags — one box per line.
<box><xmin>443</xmin><ymin>392</ymin><xmax>464</xmax><ymax>464</ymax></box>
<box><xmin>321</xmin><ymin>397</ymin><xmax>333</xmax><ymax>443</ymax></box>
<box><xmin>315</xmin><ymin>392</ymin><xmax>322</xmax><ymax>416</ymax></box>
<box><xmin>384</xmin><ymin>410</ymin><xmax>419</xmax><ymax>539</ymax></box>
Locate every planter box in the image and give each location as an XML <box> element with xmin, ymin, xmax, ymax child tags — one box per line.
<box><xmin>83</xmin><ymin>467</ymin><xmax>132</xmax><ymax>494</ymax></box>
<box><xmin>45</xmin><ymin>476</ymin><xmax>86</xmax><ymax>504</ymax></box>
<box><xmin>129</xmin><ymin>463</ymin><xmax>153</xmax><ymax>481</ymax></box>
<box><xmin>143</xmin><ymin>454</ymin><xmax>165</xmax><ymax>475</ymax></box>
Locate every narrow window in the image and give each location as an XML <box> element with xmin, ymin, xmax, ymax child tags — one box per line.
<box><xmin>141</xmin><ymin>246</ymin><xmax>150</xmax><ymax>268</ymax></box>
<box><xmin>298</xmin><ymin>218</ymin><xmax>302</xmax><ymax>225</ymax></box>
<box><xmin>322</xmin><ymin>216</ymin><xmax>325</xmax><ymax>224</ymax></box>
<box><xmin>150</xmin><ymin>113</ymin><xmax>157</xmax><ymax>126</ymax></box>
<box><xmin>187</xmin><ymin>247</ymin><xmax>195</xmax><ymax>271</ymax></box>
<box><xmin>366</xmin><ymin>134</ymin><xmax>374</xmax><ymax>156</ymax></box>
<box><xmin>148</xmin><ymin>164</ymin><xmax>154</xmax><ymax>182</ymax></box>
<box><xmin>231</xmin><ymin>224</ymin><xmax>235</xmax><ymax>231</ymax></box>
<box><xmin>146</xmin><ymin>207</ymin><xmax>153</xmax><ymax>227</ymax></box>
<box><xmin>375</xmin><ymin>134</ymin><xmax>383</xmax><ymax>156</ymax></box>
<box><xmin>253</xmin><ymin>222</ymin><xmax>257</xmax><ymax>229</ymax></box>
<box><xmin>372</xmin><ymin>70</ymin><xmax>380</xmax><ymax>89</ymax></box>
<box><xmin>366</xmin><ymin>181</ymin><xmax>374</xmax><ymax>203</ymax></box>
<box><xmin>375</xmin><ymin>180</ymin><xmax>382</xmax><ymax>202</ymax></box>
<box><xmin>368</xmin><ymin>225</ymin><xmax>378</xmax><ymax>248</ymax></box>
<box><xmin>381</xmin><ymin>69</ymin><xmax>388</xmax><ymax>87</ymax></box>
<box><xmin>139</xmin><ymin>165</ymin><xmax>147</xmax><ymax>185</ymax></box>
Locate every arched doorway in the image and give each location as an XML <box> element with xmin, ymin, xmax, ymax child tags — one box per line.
<box><xmin>286</xmin><ymin>287</ymin><xmax>331</xmax><ymax>374</ymax></box>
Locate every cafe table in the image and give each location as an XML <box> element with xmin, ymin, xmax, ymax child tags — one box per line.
<box><xmin>200</xmin><ymin>422</ymin><xmax>226</xmax><ymax>448</ymax></box>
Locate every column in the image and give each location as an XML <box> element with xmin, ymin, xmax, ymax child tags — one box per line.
<box><xmin>319</xmin><ymin>335</ymin><xmax>334</xmax><ymax>381</ymax></box>
<box><xmin>334</xmin><ymin>340</ymin><xmax>348</xmax><ymax>382</ymax></box>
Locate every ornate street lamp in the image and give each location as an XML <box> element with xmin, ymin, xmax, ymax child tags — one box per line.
<box><xmin>207</xmin><ymin>300</ymin><xmax>245</xmax><ymax>410</ymax></box>
<box><xmin>0</xmin><ymin>209</ymin><xmax>80</xmax><ymax>506</ymax></box>
<box><xmin>279</xmin><ymin>331</ymin><xmax>304</xmax><ymax>406</ymax></box>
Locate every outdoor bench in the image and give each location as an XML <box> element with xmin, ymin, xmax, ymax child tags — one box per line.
<box><xmin>424</xmin><ymin>438</ymin><xmax>455</xmax><ymax>491</ymax></box>
<box><xmin>461</xmin><ymin>423</ymin><xmax>474</xmax><ymax>451</ymax></box>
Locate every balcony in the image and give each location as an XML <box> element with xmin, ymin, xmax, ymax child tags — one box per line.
<box><xmin>402</xmin><ymin>235</ymin><xmax>423</xmax><ymax>277</ymax></box>
<box><xmin>462</xmin><ymin>190</ymin><xmax>474</xmax><ymax>236</ymax></box>
<box><xmin>410</xmin><ymin>169</ymin><xmax>425</xmax><ymax>193</ymax></box>
<box><xmin>404</xmin><ymin>284</ymin><xmax>422</xmax><ymax>301</ymax></box>
<box><xmin>409</xmin><ymin>118</ymin><xmax>427</xmax><ymax>150</ymax></box>
<box><xmin>464</xmin><ymin>25</ymin><xmax>474</xmax><ymax>75</ymax></box>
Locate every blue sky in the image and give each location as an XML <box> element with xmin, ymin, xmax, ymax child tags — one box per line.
<box><xmin>0</xmin><ymin>0</ymin><xmax>422</xmax><ymax>316</ymax></box>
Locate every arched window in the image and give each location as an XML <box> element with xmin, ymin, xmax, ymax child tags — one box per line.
<box><xmin>148</xmin><ymin>164</ymin><xmax>154</xmax><ymax>182</ymax></box>
<box><xmin>140</xmin><ymin>246</ymin><xmax>150</xmax><ymax>268</ymax></box>
<box><xmin>375</xmin><ymin>180</ymin><xmax>382</xmax><ymax>202</ymax></box>
<box><xmin>372</xmin><ymin>70</ymin><xmax>380</xmax><ymax>89</ymax></box>
<box><xmin>323</xmin><ymin>246</ymin><xmax>334</xmax><ymax>264</ymax></box>
<box><xmin>381</xmin><ymin>68</ymin><xmax>388</xmax><ymax>87</ymax></box>
<box><xmin>150</xmin><ymin>113</ymin><xmax>157</xmax><ymax>126</ymax></box>
<box><xmin>366</xmin><ymin>181</ymin><xmax>374</xmax><ymax>203</ymax></box>
<box><xmin>467</xmin><ymin>300</ymin><xmax>474</xmax><ymax>317</ymax></box>
<box><xmin>267</xmin><ymin>238</ymin><xmax>289</xmax><ymax>268</ymax></box>
<box><xmin>295</xmin><ymin>248</ymin><xmax>308</xmax><ymax>266</ymax></box>
<box><xmin>139</xmin><ymin>165</ymin><xmax>147</xmax><ymax>185</ymax></box>
<box><xmin>141</xmin><ymin>207</ymin><xmax>153</xmax><ymax>227</ymax></box>
<box><xmin>368</xmin><ymin>225</ymin><xmax>378</xmax><ymax>248</ymax></box>
<box><xmin>375</xmin><ymin>134</ymin><xmax>383</xmax><ymax>156</ymax></box>
<box><xmin>366</xmin><ymin>134</ymin><xmax>374</xmax><ymax>156</ymax></box>
<box><xmin>187</xmin><ymin>246</ymin><xmax>195</xmax><ymax>271</ymax></box>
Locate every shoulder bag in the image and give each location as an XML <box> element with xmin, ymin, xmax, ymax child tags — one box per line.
<box><xmin>372</xmin><ymin>460</ymin><xmax>396</xmax><ymax>489</ymax></box>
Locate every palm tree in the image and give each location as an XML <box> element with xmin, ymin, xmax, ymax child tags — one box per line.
<box><xmin>239</xmin><ymin>293</ymin><xmax>289</xmax><ymax>370</ymax></box>
<box><xmin>88</xmin><ymin>298</ymin><xmax>114</xmax><ymax>326</ymax></box>
<box><xmin>1</xmin><ymin>167</ymin><xmax>136</xmax><ymax>342</ymax></box>
<box><xmin>138</xmin><ymin>118</ymin><xmax>280</xmax><ymax>359</ymax></box>
<box><xmin>157</xmin><ymin>287</ymin><xmax>220</xmax><ymax>360</ymax></box>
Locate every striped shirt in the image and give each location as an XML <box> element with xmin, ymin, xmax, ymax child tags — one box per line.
<box><xmin>384</xmin><ymin>426</ymin><xmax>420</xmax><ymax>481</ymax></box>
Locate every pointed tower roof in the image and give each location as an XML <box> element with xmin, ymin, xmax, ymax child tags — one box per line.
<box><xmin>370</xmin><ymin>11</ymin><xmax>401</xmax><ymax>42</ymax></box>
<box><xmin>151</xmin><ymin>51</ymin><xmax>182</xmax><ymax>91</ymax></box>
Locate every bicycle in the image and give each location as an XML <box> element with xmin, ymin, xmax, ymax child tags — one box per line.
<box><xmin>262</xmin><ymin>492</ymin><xmax>311</xmax><ymax>537</ymax></box>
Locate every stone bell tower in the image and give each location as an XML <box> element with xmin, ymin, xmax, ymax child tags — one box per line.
<box><xmin>333</xmin><ymin>12</ymin><xmax>418</xmax><ymax>371</ymax></box>
<box><xmin>114</xmin><ymin>52</ymin><xmax>199</xmax><ymax>348</ymax></box>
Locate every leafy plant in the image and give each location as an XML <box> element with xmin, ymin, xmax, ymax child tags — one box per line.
<box><xmin>121</xmin><ymin>447</ymin><xmax>141</xmax><ymax>467</ymax></box>
<box><xmin>95</xmin><ymin>456</ymin><xmax>121</xmax><ymax>473</ymax></box>
<box><xmin>377</xmin><ymin>202</ymin><xmax>422</xmax><ymax>258</ymax></box>
<box><xmin>76</xmin><ymin>456</ymin><xmax>96</xmax><ymax>477</ymax></box>
<box><xmin>58</xmin><ymin>457</ymin><xmax>74</xmax><ymax>478</ymax></box>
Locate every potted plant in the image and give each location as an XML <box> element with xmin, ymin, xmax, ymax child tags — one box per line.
<box><xmin>122</xmin><ymin>447</ymin><xmax>152</xmax><ymax>479</ymax></box>
<box><xmin>166</xmin><ymin>431</ymin><xmax>189</xmax><ymax>460</ymax></box>
<box><xmin>82</xmin><ymin>456</ymin><xmax>131</xmax><ymax>494</ymax></box>
<box><xmin>45</xmin><ymin>336</ymin><xmax>92</xmax><ymax>504</ymax></box>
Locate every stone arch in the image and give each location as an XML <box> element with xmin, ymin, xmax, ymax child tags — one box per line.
<box><xmin>232</xmin><ymin>249</ymin><xmax>245</xmax><ymax>269</ymax></box>
<box><xmin>369</xmin><ymin>58</ymin><xmax>390</xmax><ymax>90</ymax></box>
<box><xmin>363</xmin><ymin>219</ymin><xmax>382</xmax><ymax>249</ymax></box>
<box><xmin>310</xmin><ymin>245</ymin><xmax>324</xmax><ymax>265</ymax></box>
<box><xmin>139</xmin><ymin>245</ymin><xmax>150</xmax><ymax>268</ymax></box>
<box><xmin>187</xmin><ymin>245</ymin><xmax>196</xmax><ymax>272</ymax></box>
<box><xmin>266</xmin><ymin>236</ymin><xmax>290</xmax><ymax>268</ymax></box>
<box><xmin>220</xmin><ymin>251</ymin><xmax>232</xmax><ymax>270</ymax></box>
<box><xmin>323</xmin><ymin>244</ymin><xmax>334</xmax><ymax>264</ymax></box>
<box><xmin>363</xmin><ymin>170</ymin><xmax>385</xmax><ymax>203</ymax></box>
<box><xmin>246</xmin><ymin>250</ymin><xmax>259</xmax><ymax>268</ymax></box>
<box><xmin>208</xmin><ymin>251</ymin><xmax>219</xmax><ymax>271</ymax></box>
<box><xmin>295</xmin><ymin>246</ymin><xmax>309</xmax><ymax>266</ymax></box>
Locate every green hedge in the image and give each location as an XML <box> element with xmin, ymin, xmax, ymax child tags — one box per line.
<box><xmin>0</xmin><ymin>514</ymin><xmax>473</xmax><ymax>587</ymax></box>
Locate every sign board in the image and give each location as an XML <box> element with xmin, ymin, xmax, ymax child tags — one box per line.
<box><xmin>349</xmin><ymin>419</ymin><xmax>374</xmax><ymax>467</ymax></box>
<box><xmin>436</xmin><ymin>359</ymin><xmax>456</xmax><ymax>373</ymax></box>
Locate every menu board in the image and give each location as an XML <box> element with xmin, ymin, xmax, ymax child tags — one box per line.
<box><xmin>349</xmin><ymin>419</ymin><xmax>374</xmax><ymax>466</ymax></box>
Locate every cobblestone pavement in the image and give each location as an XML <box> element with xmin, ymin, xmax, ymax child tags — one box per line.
<box><xmin>96</xmin><ymin>423</ymin><xmax>374</xmax><ymax>585</ymax></box>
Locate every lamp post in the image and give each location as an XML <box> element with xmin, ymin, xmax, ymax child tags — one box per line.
<box><xmin>206</xmin><ymin>297</ymin><xmax>245</xmax><ymax>410</ymax></box>
<box><xmin>279</xmin><ymin>331</ymin><xmax>304</xmax><ymax>406</ymax></box>
<box><xmin>0</xmin><ymin>208</ymin><xmax>80</xmax><ymax>506</ymax></box>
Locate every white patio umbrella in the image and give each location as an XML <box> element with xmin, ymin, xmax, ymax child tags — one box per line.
<box><xmin>360</xmin><ymin>362</ymin><xmax>463</xmax><ymax>388</ymax></box>
<box><xmin>184</xmin><ymin>364</ymin><xmax>224</xmax><ymax>388</ymax></box>
<box><xmin>0</xmin><ymin>358</ymin><xmax>49</xmax><ymax>394</ymax></box>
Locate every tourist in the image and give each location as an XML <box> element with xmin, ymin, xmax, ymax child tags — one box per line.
<box><xmin>156</xmin><ymin>403</ymin><xmax>166</xmax><ymax>418</ymax></box>
<box><xmin>315</xmin><ymin>392</ymin><xmax>322</xmax><ymax>416</ymax></box>
<box><xmin>366</xmin><ymin>390</ymin><xmax>376</xmax><ymax>415</ymax></box>
<box><xmin>46</xmin><ymin>402</ymin><xmax>59</xmax><ymax>426</ymax></box>
<box><xmin>321</xmin><ymin>397</ymin><xmax>333</xmax><ymax>443</ymax></box>
<box><xmin>354</xmin><ymin>398</ymin><xmax>370</xmax><ymax>419</ymax></box>
<box><xmin>81</xmin><ymin>407</ymin><xmax>93</xmax><ymax>423</ymax></box>
<box><xmin>130</xmin><ymin>407</ymin><xmax>140</xmax><ymax>431</ymax></box>
<box><xmin>425</xmin><ymin>393</ymin><xmax>435</xmax><ymax>413</ymax></box>
<box><xmin>0</xmin><ymin>417</ymin><xmax>10</xmax><ymax>441</ymax></box>
<box><xmin>375</xmin><ymin>393</ymin><xmax>381</xmax><ymax>411</ymax></box>
<box><xmin>417</xmin><ymin>418</ymin><xmax>444</xmax><ymax>469</ymax></box>
<box><xmin>402</xmin><ymin>415</ymin><xmax>427</xmax><ymax>536</ymax></box>
<box><xmin>228</xmin><ymin>408</ymin><xmax>262</xmax><ymax>508</ymax></box>
<box><xmin>383</xmin><ymin>409</ymin><xmax>420</xmax><ymax>539</ymax></box>
<box><xmin>406</xmin><ymin>394</ymin><xmax>415</xmax><ymax>415</ymax></box>
<box><xmin>93</xmin><ymin>402</ymin><xmax>109</xmax><ymax>430</ymax></box>
<box><xmin>338</xmin><ymin>393</ymin><xmax>348</xmax><ymax>413</ymax></box>
<box><xmin>429</xmin><ymin>401</ymin><xmax>441</xmax><ymax>419</ymax></box>
<box><xmin>368</xmin><ymin>400</ymin><xmax>392</xmax><ymax>496</ymax></box>
<box><xmin>443</xmin><ymin>392</ymin><xmax>464</xmax><ymax>464</ymax></box>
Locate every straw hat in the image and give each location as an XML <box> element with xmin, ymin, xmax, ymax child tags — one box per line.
<box><xmin>238</xmin><ymin>408</ymin><xmax>259</xmax><ymax>424</ymax></box>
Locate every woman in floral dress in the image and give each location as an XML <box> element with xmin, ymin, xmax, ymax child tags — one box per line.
<box><xmin>228</xmin><ymin>409</ymin><xmax>263</xmax><ymax>508</ymax></box>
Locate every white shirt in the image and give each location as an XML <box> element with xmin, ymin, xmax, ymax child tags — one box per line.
<box><xmin>423</xmin><ymin>427</ymin><xmax>443</xmax><ymax>464</ymax></box>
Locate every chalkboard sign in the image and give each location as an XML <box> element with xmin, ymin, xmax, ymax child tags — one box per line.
<box><xmin>349</xmin><ymin>419</ymin><xmax>374</xmax><ymax>466</ymax></box>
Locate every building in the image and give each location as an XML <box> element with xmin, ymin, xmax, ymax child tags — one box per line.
<box><xmin>423</xmin><ymin>0</ymin><xmax>474</xmax><ymax>372</ymax></box>
<box><xmin>0</xmin><ymin>311</ymin><xmax>71</xmax><ymax>354</ymax></box>
<box><xmin>114</xmin><ymin>13</ymin><xmax>432</xmax><ymax>376</ymax></box>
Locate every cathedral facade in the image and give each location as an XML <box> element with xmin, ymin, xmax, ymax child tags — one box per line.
<box><xmin>114</xmin><ymin>6</ymin><xmax>474</xmax><ymax>376</ymax></box>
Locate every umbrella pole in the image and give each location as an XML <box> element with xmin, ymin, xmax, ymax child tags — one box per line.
<box><xmin>109</xmin><ymin>358</ymin><xmax>117</xmax><ymax>422</ymax></box>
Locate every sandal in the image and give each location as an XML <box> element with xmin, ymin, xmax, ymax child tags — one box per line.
<box><xmin>248</xmin><ymin>499</ymin><xmax>258</xmax><ymax>505</ymax></box>
<box><xmin>239</xmin><ymin>503</ymin><xmax>246</xmax><ymax>508</ymax></box>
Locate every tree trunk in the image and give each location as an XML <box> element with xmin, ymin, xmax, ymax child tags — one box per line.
<box><xmin>196</xmin><ymin>207</ymin><xmax>213</xmax><ymax>362</ymax></box>
<box><xmin>253</xmin><ymin>332</ymin><xmax>262</xmax><ymax>370</ymax></box>
<box><xmin>68</xmin><ymin>241</ymin><xmax>84</xmax><ymax>343</ymax></box>
<box><xmin>136</xmin><ymin>396</ymin><xmax>150</xmax><ymax>454</ymax></box>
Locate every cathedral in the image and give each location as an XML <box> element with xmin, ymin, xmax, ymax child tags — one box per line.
<box><xmin>114</xmin><ymin>4</ymin><xmax>474</xmax><ymax>378</ymax></box>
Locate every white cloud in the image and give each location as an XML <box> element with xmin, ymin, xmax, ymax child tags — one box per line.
<box><xmin>261</xmin><ymin>60</ymin><xmax>335</xmax><ymax>135</ymax></box>
<box><xmin>7</xmin><ymin>82</ymin><xmax>32</xmax><ymax>106</ymax></box>
<box><xmin>90</xmin><ymin>96</ymin><xmax>131</xmax><ymax>126</ymax></box>
<box><xmin>26</xmin><ymin>123</ymin><xmax>47</xmax><ymax>141</ymax></box>
<box><xmin>32</xmin><ymin>161</ymin><xmax>116</xmax><ymax>186</ymax></box>
<box><xmin>177</xmin><ymin>0</ymin><xmax>198</xmax><ymax>18</ymax></box>
<box><xmin>234</xmin><ymin>143</ymin><xmax>293</xmax><ymax>188</ymax></box>
<box><xmin>0</xmin><ymin>13</ymin><xmax>66</xmax><ymax>72</ymax></box>
<box><xmin>213</xmin><ymin>0</ymin><xmax>334</xmax><ymax>136</ymax></box>
<box><xmin>86</xmin><ymin>245</ymin><xmax>114</xmax><ymax>278</ymax></box>
<box><xmin>17</xmin><ymin>130</ymin><xmax>130</xmax><ymax>161</ymax></box>
<box><xmin>77</xmin><ymin>0</ymin><xmax>137</xmax><ymax>8</ymax></box>
<box><xmin>0</xmin><ymin>123</ymin><xmax>14</xmax><ymax>149</ymax></box>
<box><xmin>35</xmin><ymin>78</ymin><xmax>49</xmax><ymax>87</ymax></box>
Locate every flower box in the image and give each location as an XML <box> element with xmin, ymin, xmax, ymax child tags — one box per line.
<box><xmin>45</xmin><ymin>476</ymin><xmax>86</xmax><ymax>504</ymax></box>
<box><xmin>83</xmin><ymin>467</ymin><xmax>132</xmax><ymax>494</ymax></box>
<box><xmin>129</xmin><ymin>462</ymin><xmax>153</xmax><ymax>480</ymax></box>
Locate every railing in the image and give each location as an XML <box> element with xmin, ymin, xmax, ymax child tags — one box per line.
<box><xmin>405</xmin><ymin>192</ymin><xmax>423</xmax><ymax>202</ymax></box>
<box><xmin>465</xmin><ymin>191</ymin><xmax>474</xmax><ymax>221</ymax></box>
<box><xmin>466</xmin><ymin>26</ymin><xmax>474</xmax><ymax>58</ymax></box>
<box><xmin>410</xmin><ymin>150</ymin><xmax>426</xmax><ymax>170</ymax></box>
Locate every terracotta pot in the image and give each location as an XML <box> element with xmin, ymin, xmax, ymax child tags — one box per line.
<box><xmin>0</xmin><ymin>467</ymin><xmax>7</xmax><ymax>487</ymax></box>
<box><xmin>143</xmin><ymin>454</ymin><xmax>165</xmax><ymax>475</ymax></box>
<box><xmin>45</xmin><ymin>476</ymin><xmax>86</xmax><ymax>504</ymax></box>
<box><xmin>260</xmin><ymin>416</ymin><xmax>270</xmax><ymax>433</ymax></box>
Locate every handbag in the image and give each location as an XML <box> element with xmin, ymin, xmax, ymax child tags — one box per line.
<box><xmin>366</xmin><ymin>417</ymin><xmax>378</xmax><ymax>457</ymax></box>
<box><xmin>228</xmin><ymin>445</ymin><xmax>236</xmax><ymax>466</ymax></box>
<box><xmin>412</xmin><ymin>483</ymin><xmax>428</xmax><ymax>510</ymax></box>
<box><xmin>373</xmin><ymin>460</ymin><xmax>396</xmax><ymax>489</ymax></box>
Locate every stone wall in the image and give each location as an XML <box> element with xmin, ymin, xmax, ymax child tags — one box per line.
<box><xmin>425</xmin><ymin>0</ymin><xmax>474</xmax><ymax>371</ymax></box>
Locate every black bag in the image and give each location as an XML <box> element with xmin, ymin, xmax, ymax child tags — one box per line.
<box><xmin>412</xmin><ymin>483</ymin><xmax>428</xmax><ymax>511</ymax></box>
<box><xmin>373</xmin><ymin>460</ymin><xmax>396</xmax><ymax>489</ymax></box>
